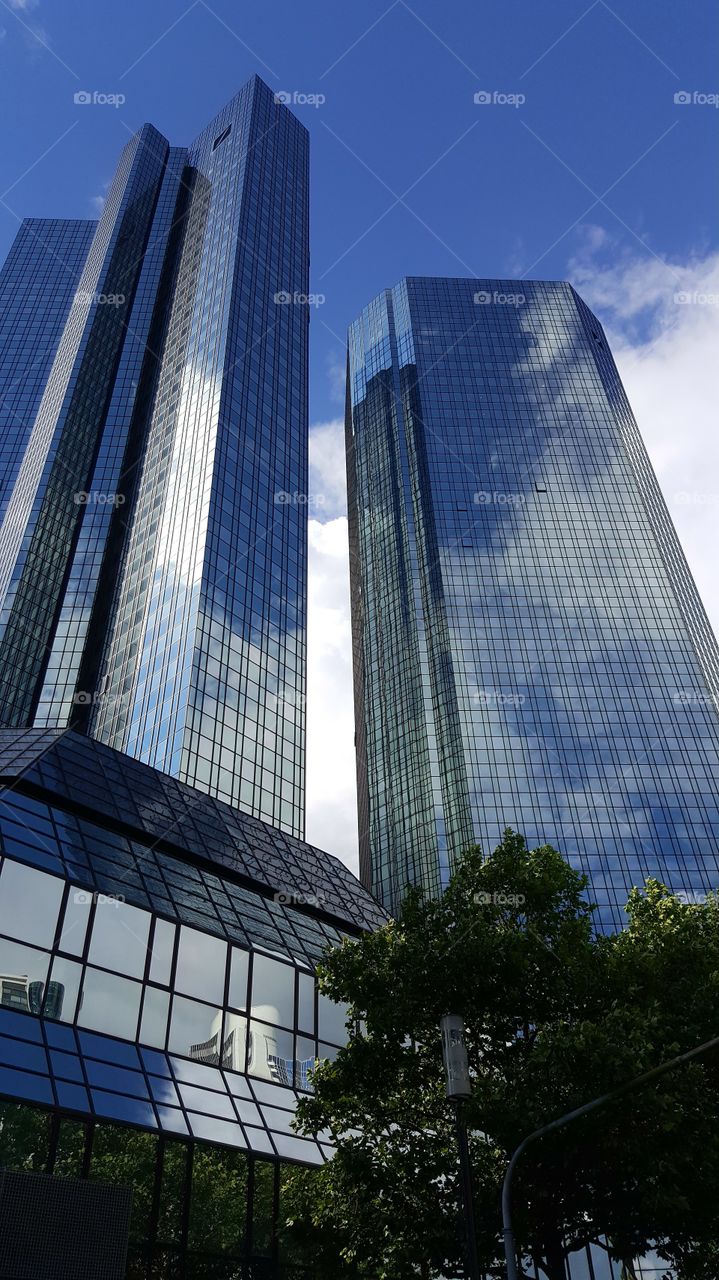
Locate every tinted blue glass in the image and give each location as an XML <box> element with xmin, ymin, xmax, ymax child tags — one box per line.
<box><xmin>348</xmin><ymin>277</ymin><xmax>719</xmax><ymax>928</ymax></box>
<box><xmin>0</xmin><ymin>1064</ymin><xmax>52</xmax><ymax>1104</ymax></box>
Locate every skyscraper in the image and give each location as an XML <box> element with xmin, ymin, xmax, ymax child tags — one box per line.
<box><xmin>0</xmin><ymin>76</ymin><xmax>309</xmax><ymax>836</ymax></box>
<box><xmin>0</xmin><ymin>218</ymin><xmax>97</xmax><ymax>521</ymax></box>
<box><xmin>346</xmin><ymin>276</ymin><xmax>719</xmax><ymax>923</ymax></box>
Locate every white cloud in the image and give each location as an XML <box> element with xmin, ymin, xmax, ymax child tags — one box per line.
<box><xmin>568</xmin><ymin>233</ymin><xmax>719</xmax><ymax>639</ymax></box>
<box><xmin>308</xmin><ymin>417</ymin><xmax>347</xmax><ymax>519</ymax></box>
<box><xmin>7</xmin><ymin>0</ymin><xmax>40</xmax><ymax>9</ymax></box>
<box><xmin>304</xmin><ymin>242</ymin><xmax>719</xmax><ymax>880</ymax></box>
<box><xmin>305</xmin><ymin>515</ymin><xmax>358</xmax><ymax>875</ymax></box>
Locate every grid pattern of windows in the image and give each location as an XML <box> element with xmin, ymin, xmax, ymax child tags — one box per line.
<box><xmin>0</xmin><ymin>729</ymin><xmax>383</xmax><ymax>936</ymax></box>
<box><xmin>0</xmin><ymin>726</ymin><xmax>377</xmax><ymax>1168</ymax></box>
<box><xmin>90</xmin><ymin>76</ymin><xmax>309</xmax><ymax>836</ymax></box>
<box><xmin>35</xmin><ymin>147</ymin><xmax>190</xmax><ymax>729</ymax></box>
<box><xmin>0</xmin><ymin>126</ymin><xmax>170</xmax><ymax>727</ymax></box>
<box><xmin>0</xmin><ymin>76</ymin><xmax>309</xmax><ymax>840</ymax></box>
<box><xmin>0</xmin><ymin>1100</ymin><xmax>322</xmax><ymax>1276</ymax></box>
<box><xmin>0</xmin><ymin>219</ymin><xmax>96</xmax><ymax>522</ymax></box>
<box><xmin>348</xmin><ymin>277</ymin><xmax>719</xmax><ymax>926</ymax></box>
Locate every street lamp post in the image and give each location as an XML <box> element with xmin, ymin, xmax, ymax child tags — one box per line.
<box><xmin>440</xmin><ymin>1015</ymin><xmax>481</xmax><ymax>1280</ymax></box>
<box><xmin>501</xmin><ymin>1032</ymin><xmax>719</xmax><ymax>1280</ymax></box>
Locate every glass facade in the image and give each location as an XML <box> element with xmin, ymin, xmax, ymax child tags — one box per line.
<box><xmin>0</xmin><ymin>75</ymin><xmax>309</xmax><ymax>839</ymax></box>
<box><xmin>0</xmin><ymin>218</ymin><xmax>97</xmax><ymax>523</ymax></box>
<box><xmin>347</xmin><ymin>277</ymin><xmax>719</xmax><ymax>925</ymax></box>
<box><xmin>0</xmin><ymin>727</ymin><xmax>383</xmax><ymax>1275</ymax></box>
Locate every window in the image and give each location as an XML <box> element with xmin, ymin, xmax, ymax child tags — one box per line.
<box><xmin>212</xmin><ymin>124</ymin><xmax>231</xmax><ymax>151</ymax></box>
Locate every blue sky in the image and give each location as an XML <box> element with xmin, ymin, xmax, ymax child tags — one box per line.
<box><xmin>0</xmin><ymin>0</ymin><xmax>716</xmax><ymax>423</ymax></box>
<box><xmin>1</xmin><ymin>0</ymin><xmax>717</xmax><ymax>867</ymax></box>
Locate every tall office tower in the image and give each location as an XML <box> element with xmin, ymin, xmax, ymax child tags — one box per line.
<box><xmin>0</xmin><ymin>219</ymin><xmax>97</xmax><ymax>520</ymax></box>
<box><xmin>347</xmin><ymin>277</ymin><xmax>719</xmax><ymax>923</ymax></box>
<box><xmin>0</xmin><ymin>76</ymin><xmax>309</xmax><ymax>836</ymax></box>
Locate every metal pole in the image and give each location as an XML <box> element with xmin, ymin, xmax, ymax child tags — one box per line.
<box><xmin>501</xmin><ymin>1032</ymin><xmax>719</xmax><ymax>1279</ymax></box>
<box><xmin>456</xmin><ymin>1100</ymin><xmax>481</xmax><ymax>1280</ymax></box>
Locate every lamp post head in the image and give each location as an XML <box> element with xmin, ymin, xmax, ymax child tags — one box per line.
<box><xmin>440</xmin><ymin>1014</ymin><xmax>472</xmax><ymax>1100</ymax></box>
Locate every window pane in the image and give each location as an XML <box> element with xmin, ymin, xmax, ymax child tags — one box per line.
<box><xmin>47</xmin><ymin>956</ymin><xmax>83</xmax><ymax>1022</ymax></box>
<box><xmin>139</xmin><ymin>987</ymin><xmax>170</xmax><ymax>1049</ymax></box>
<box><xmin>0</xmin><ymin>860</ymin><xmax>63</xmax><ymax>949</ymax></box>
<box><xmin>318</xmin><ymin>995</ymin><xmax>348</xmax><ymax>1046</ymax></box>
<box><xmin>90</xmin><ymin>1123</ymin><xmax>158</xmax><ymax>1244</ymax></box>
<box><xmin>148</xmin><ymin>918</ymin><xmax>175</xmax><ymax>986</ymax></box>
<box><xmin>168</xmin><ymin>995</ymin><xmax>222</xmax><ymax>1062</ymax></box>
<box><xmin>251</xmin><ymin>1160</ymin><xmax>275</xmax><ymax>1256</ymax></box>
<box><xmin>188</xmin><ymin>1145</ymin><xmax>248</xmax><ymax>1255</ymax></box>
<box><xmin>59</xmin><ymin>887</ymin><xmax>92</xmax><ymax>956</ymax></box>
<box><xmin>174</xmin><ymin>926</ymin><xmax>226</xmax><ymax>1004</ymax></box>
<box><xmin>53</xmin><ymin>1117</ymin><xmax>86</xmax><ymax>1178</ymax></box>
<box><xmin>0</xmin><ymin>1099</ymin><xmax>50</xmax><ymax>1172</ymax></box>
<box><xmin>248</xmin><ymin>1021</ymin><xmax>294</xmax><ymax>1084</ymax></box>
<box><xmin>78</xmin><ymin>968</ymin><xmax>142</xmax><ymax>1040</ymax></box>
<box><xmin>222</xmin><ymin>1012</ymin><xmax>247</xmax><ymax>1072</ymax></box>
<box><xmin>87</xmin><ymin>899</ymin><xmax>150</xmax><ymax>980</ymax></box>
<box><xmin>156</xmin><ymin>1138</ymin><xmax>188</xmax><ymax>1245</ymax></box>
<box><xmin>297</xmin><ymin>971</ymin><xmax>315</xmax><ymax>1033</ymax></box>
<box><xmin>250</xmin><ymin>954</ymin><xmax>294</xmax><ymax>1028</ymax></box>
<box><xmin>228</xmin><ymin>947</ymin><xmax>249</xmax><ymax>1009</ymax></box>
<box><xmin>0</xmin><ymin>938</ymin><xmax>49</xmax><ymax>1014</ymax></box>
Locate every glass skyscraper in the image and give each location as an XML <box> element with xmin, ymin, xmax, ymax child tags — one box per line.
<box><xmin>0</xmin><ymin>75</ymin><xmax>308</xmax><ymax>837</ymax></box>
<box><xmin>0</xmin><ymin>219</ymin><xmax>97</xmax><ymax>522</ymax></box>
<box><xmin>347</xmin><ymin>277</ymin><xmax>719</xmax><ymax>924</ymax></box>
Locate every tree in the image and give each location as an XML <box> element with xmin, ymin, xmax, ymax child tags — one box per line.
<box><xmin>280</xmin><ymin>831</ymin><xmax>719</xmax><ymax>1279</ymax></box>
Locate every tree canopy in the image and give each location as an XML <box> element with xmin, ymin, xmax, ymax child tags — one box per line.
<box><xmin>281</xmin><ymin>831</ymin><xmax>719</xmax><ymax>1279</ymax></box>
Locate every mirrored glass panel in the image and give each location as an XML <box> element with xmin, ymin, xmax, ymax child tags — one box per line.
<box><xmin>0</xmin><ymin>937</ymin><xmax>50</xmax><ymax>1014</ymax></box>
<box><xmin>295</xmin><ymin>1036</ymin><xmax>317</xmax><ymax>1092</ymax></box>
<box><xmin>148</xmin><ymin>919</ymin><xmax>175</xmax><ymax>986</ymax></box>
<box><xmin>221</xmin><ymin>1012</ymin><xmax>247</xmax><ymax>1073</ymax></box>
<box><xmin>0</xmin><ymin>860</ymin><xmax>63</xmax><ymax>949</ymax></box>
<box><xmin>77</xmin><ymin>968</ymin><xmax>142</xmax><ymax>1039</ymax></box>
<box><xmin>228</xmin><ymin>947</ymin><xmax>249</xmax><ymax>1010</ymax></box>
<box><xmin>139</xmin><ymin>986</ymin><xmax>170</xmax><ymax>1049</ymax></box>
<box><xmin>247</xmin><ymin>1020</ymin><xmax>294</xmax><ymax>1084</ymax></box>
<box><xmin>58</xmin><ymin>887</ymin><xmax>92</xmax><ymax>956</ymax></box>
<box><xmin>87</xmin><ymin>899</ymin><xmax>150</xmax><ymax>980</ymax></box>
<box><xmin>168</xmin><ymin>994</ymin><xmax>222</xmax><ymax>1062</ymax></box>
<box><xmin>250</xmin><ymin>954</ymin><xmax>294</xmax><ymax>1028</ymax></box>
<box><xmin>174</xmin><ymin>926</ymin><xmax>226</xmax><ymax>1005</ymax></box>
<box><xmin>318</xmin><ymin>994</ymin><xmax>348</xmax><ymax>1046</ymax></box>
<box><xmin>46</xmin><ymin>956</ymin><xmax>83</xmax><ymax>1022</ymax></box>
<box><xmin>297</xmin><ymin>971</ymin><xmax>315</xmax><ymax>1034</ymax></box>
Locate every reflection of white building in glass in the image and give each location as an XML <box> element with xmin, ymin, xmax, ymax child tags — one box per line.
<box><xmin>0</xmin><ymin>974</ymin><xmax>63</xmax><ymax>1017</ymax></box>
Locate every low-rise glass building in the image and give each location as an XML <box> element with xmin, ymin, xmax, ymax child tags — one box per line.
<box><xmin>0</xmin><ymin>727</ymin><xmax>384</xmax><ymax>1277</ymax></box>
